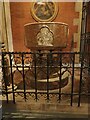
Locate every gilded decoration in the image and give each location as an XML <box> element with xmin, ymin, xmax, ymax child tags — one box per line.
<box><xmin>31</xmin><ymin>1</ymin><xmax>58</xmax><ymax>22</ymax></box>
<box><xmin>37</xmin><ymin>26</ymin><xmax>54</xmax><ymax>46</ymax></box>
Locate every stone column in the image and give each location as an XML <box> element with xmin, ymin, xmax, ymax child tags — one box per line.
<box><xmin>73</xmin><ymin>2</ymin><xmax>82</xmax><ymax>52</ymax></box>
<box><xmin>73</xmin><ymin>2</ymin><xmax>82</xmax><ymax>63</ymax></box>
<box><xmin>0</xmin><ymin>1</ymin><xmax>13</xmax><ymax>52</ymax></box>
<box><xmin>0</xmin><ymin>2</ymin><xmax>3</xmax><ymax>119</ymax></box>
<box><xmin>0</xmin><ymin>2</ymin><xmax>3</xmax><ymax>44</ymax></box>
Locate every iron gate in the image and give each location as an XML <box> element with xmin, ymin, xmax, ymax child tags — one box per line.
<box><xmin>1</xmin><ymin>51</ymin><xmax>89</xmax><ymax>107</ymax></box>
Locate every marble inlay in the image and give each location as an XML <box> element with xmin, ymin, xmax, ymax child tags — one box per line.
<box><xmin>37</xmin><ymin>26</ymin><xmax>54</xmax><ymax>46</ymax></box>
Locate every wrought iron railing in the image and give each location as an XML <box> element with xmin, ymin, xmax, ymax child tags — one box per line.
<box><xmin>1</xmin><ymin>51</ymin><xmax>89</xmax><ymax>107</ymax></box>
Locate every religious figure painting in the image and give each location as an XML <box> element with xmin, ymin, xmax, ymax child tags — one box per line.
<box><xmin>31</xmin><ymin>1</ymin><xmax>58</xmax><ymax>22</ymax></box>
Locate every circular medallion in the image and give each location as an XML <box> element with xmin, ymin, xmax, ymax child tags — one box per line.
<box><xmin>31</xmin><ymin>1</ymin><xmax>58</xmax><ymax>22</ymax></box>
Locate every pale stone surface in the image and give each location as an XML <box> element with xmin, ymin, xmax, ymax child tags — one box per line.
<box><xmin>0</xmin><ymin>1</ymin><xmax>13</xmax><ymax>52</ymax></box>
<box><xmin>73</xmin><ymin>2</ymin><xmax>82</xmax><ymax>53</ymax></box>
<box><xmin>0</xmin><ymin>2</ymin><xmax>3</xmax><ymax>43</ymax></box>
<box><xmin>4</xmin><ymin>2</ymin><xmax>13</xmax><ymax>52</ymax></box>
